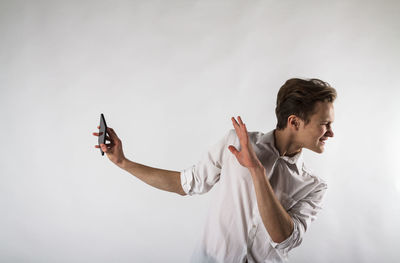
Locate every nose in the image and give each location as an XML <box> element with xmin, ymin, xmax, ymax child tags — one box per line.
<box><xmin>327</xmin><ymin>128</ymin><xmax>334</xmax><ymax>138</ymax></box>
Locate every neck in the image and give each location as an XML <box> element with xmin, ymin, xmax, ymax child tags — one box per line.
<box><xmin>273</xmin><ymin>129</ymin><xmax>302</xmax><ymax>157</ymax></box>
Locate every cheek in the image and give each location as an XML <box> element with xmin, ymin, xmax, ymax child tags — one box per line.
<box><xmin>315</xmin><ymin>126</ymin><xmax>326</xmax><ymax>138</ymax></box>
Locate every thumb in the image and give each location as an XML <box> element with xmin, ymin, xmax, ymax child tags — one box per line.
<box><xmin>101</xmin><ymin>144</ymin><xmax>108</xmax><ymax>153</ymax></box>
<box><xmin>228</xmin><ymin>145</ymin><xmax>239</xmax><ymax>156</ymax></box>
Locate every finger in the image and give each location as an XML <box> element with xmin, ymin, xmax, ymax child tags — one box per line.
<box><xmin>231</xmin><ymin>117</ymin><xmax>239</xmax><ymax>127</ymax></box>
<box><xmin>95</xmin><ymin>142</ymin><xmax>113</xmax><ymax>148</ymax></box>
<box><xmin>231</xmin><ymin>117</ymin><xmax>243</xmax><ymax>136</ymax></box>
<box><xmin>228</xmin><ymin>145</ymin><xmax>239</xmax><ymax>155</ymax></box>
<box><xmin>97</xmin><ymin>126</ymin><xmax>100</xmax><ymax>129</ymax></box>
<box><xmin>94</xmin><ymin>144</ymin><xmax>107</xmax><ymax>151</ymax></box>
<box><xmin>93</xmin><ymin>132</ymin><xmax>103</xmax><ymax>136</ymax></box>
<box><xmin>237</xmin><ymin>116</ymin><xmax>248</xmax><ymax>134</ymax></box>
<box><xmin>237</xmin><ymin>116</ymin><xmax>244</xmax><ymax>126</ymax></box>
<box><xmin>100</xmin><ymin>144</ymin><xmax>107</xmax><ymax>152</ymax></box>
<box><xmin>100</xmin><ymin>143</ymin><xmax>113</xmax><ymax>152</ymax></box>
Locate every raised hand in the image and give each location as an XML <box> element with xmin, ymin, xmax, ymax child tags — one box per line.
<box><xmin>93</xmin><ymin>126</ymin><xmax>126</xmax><ymax>166</ymax></box>
<box><xmin>228</xmin><ymin>116</ymin><xmax>263</xmax><ymax>170</ymax></box>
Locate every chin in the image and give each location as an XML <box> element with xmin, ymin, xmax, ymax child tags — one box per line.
<box><xmin>309</xmin><ymin>146</ymin><xmax>324</xmax><ymax>154</ymax></box>
<box><xmin>317</xmin><ymin>145</ymin><xmax>326</xmax><ymax>153</ymax></box>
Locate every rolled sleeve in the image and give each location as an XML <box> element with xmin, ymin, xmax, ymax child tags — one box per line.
<box><xmin>269</xmin><ymin>182</ymin><xmax>328</xmax><ymax>254</ymax></box>
<box><xmin>180</xmin><ymin>129</ymin><xmax>234</xmax><ymax>196</ymax></box>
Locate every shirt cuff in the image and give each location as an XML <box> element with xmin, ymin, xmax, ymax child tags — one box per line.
<box><xmin>180</xmin><ymin>167</ymin><xmax>192</xmax><ymax>196</ymax></box>
<box><xmin>269</xmin><ymin>219</ymin><xmax>299</xmax><ymax>250</ymax></box>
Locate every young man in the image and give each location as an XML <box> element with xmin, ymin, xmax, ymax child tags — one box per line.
<box><xmin>92</xmin><ymin>78</ymin><xmax>336</xmax><ymax>262</ymax></box>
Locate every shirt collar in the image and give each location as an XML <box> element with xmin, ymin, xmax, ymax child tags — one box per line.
<box><xmin>257</xmin><ymin>129</ymin><xmax>303</xmax><ymax>174</ymax></box>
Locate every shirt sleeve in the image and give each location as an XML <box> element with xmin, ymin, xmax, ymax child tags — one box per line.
<box><xmin>180</xmin><ymin>129</ymin><xmax>234</xmax><ymax>196</ymax></box>
<box><xmin>269</xmin><ymin>180</ymin><xmax>328</xmax><ymax>255</ymax></box>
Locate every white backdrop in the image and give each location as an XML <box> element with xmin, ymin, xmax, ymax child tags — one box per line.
<box><xmin>1</xmin><ymin>0</ymin><xmax>399</xmax><ymax>262</ymax></box>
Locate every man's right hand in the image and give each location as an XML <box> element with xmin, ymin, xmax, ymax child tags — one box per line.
<box><xmin>93</xmin><ymin>125</ymin><xmax>186</xmax><ymax>196</ymax></box>
<box><xmin>93</xmin><ymin>126</ymin><xmax>126</xmax><ymax>167</ymax></box>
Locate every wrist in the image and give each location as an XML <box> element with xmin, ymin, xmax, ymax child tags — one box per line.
<box><xmin>249</xmin><ymin>164</ymin><xmax>266</xmax><ymax>177</ymax></box>
<box><xmin>117</xmin><ymin>157</ymin><xmax>129</xmax><ymax>169</ymax></box>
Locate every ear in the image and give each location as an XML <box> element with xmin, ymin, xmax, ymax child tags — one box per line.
<box><xmin>288</xmin><ymin>115</ymin><xmax>300</xmax><ymax>131</ymax></box>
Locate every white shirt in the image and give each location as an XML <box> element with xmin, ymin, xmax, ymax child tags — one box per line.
<box><xmin>180</xmin><ymin>129</ymin><xmax>327</xmax><ymax>263</ymax></box>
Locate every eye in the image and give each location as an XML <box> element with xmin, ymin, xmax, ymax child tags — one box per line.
<box><xmin>322</xmin><ymin>123</ymin><xmax>331</xmax><ymax>128</ymax></box>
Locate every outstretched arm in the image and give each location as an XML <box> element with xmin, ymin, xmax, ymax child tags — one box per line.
<box><xmin>93</xmin><ymin>126</ymin><xmax>186</xmax><ymax>196</ymax></box>
<box><xmin>228</xmin><ymin>116</ymin><xmax>294</xmax><ymax>243</ymax></box>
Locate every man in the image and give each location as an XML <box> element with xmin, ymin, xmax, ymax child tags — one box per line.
<box><xmin>92</xmin><ymin>78</ymin><xmax>336</xmax><ymax>262</ymax></box>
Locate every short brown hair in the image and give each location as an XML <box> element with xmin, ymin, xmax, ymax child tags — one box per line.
<box><xmin>275</xmin><ymin>78</ymin><xmax>337</xmax><ymax>130</ymax></box>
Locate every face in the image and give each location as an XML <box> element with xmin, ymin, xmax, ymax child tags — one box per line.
<box><xmin>297</xmin><ymin>100</ymin><xmax>335</xmax><ymax>154</ymax></box>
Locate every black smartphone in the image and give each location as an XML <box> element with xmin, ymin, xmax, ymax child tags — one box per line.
<box><xmin>98</xmin><ymin>113</ymin><xmax>108</xmax><ymax>156</ymax></box>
